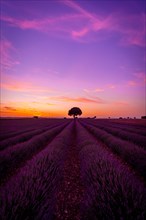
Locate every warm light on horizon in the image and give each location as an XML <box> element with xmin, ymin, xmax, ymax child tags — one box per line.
<box><xmin>0</xmin><ymin>102</ymin><xmax>144</xmax><ymax>119</ymax></box>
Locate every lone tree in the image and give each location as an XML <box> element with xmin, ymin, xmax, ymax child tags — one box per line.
<box><xmin>68</xmin><ymin>107</ymin><xmax>82</xmax><ymax>118</ymax></box>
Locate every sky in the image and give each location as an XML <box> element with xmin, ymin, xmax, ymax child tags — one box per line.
<box><xmin>0</xmin><ymin>0</ymin><xmax>146</xmax><ymax>118</ymax></box>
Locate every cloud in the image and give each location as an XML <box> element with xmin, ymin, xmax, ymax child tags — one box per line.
<box><xmin>94</xmin><ymin>88</ymin><xmax>104</xmax><ymax>92</ymax></box>
<box><xmin>118</xmin><ymin>28</ymin><xmax>145</xmax><ymax>47</ymax></box>
<box><xmin>31</xmin><ymin>102</ymin><xmax>55</xmax><ymax>106</ymax></box>
<box><xmin>1</xmin><ymin>82</ymin><xmax>54</xmax><ymax>93</ymax></box>
<box><xmin>126</xmin><ymin>71</ymin><xmax>146</xmax><ymax>87</ymax></box>
<box><xmin>51</xmin><ymin>96</ymin><xmax>105</xmax><ymax>104</ymax></box>
<box><xmin>1</xmin><ymin>73</ymin><xmax>54</xmax><ymax>93</ymax></box>
<box><xmin>4</xmin><ymin>106</ymin><xmax>16</xmax><ymax>111</ymax></box>
<box><xmin>47</xmin><ymin>103</ymin><xmax>56</xmax><ymax>105</ymax></box>
<box><xmin>1</xmin><ymin>15</ymin><xmax>46</xmax><ymax>30</ymax></box>
<box><xmin>1</xmin><ymin>1</ymin><xmax>145</xmax><ymax>46</ymax></box>
<box><xmin>1</xmin><ymin>104</ymin><xmax>43</xmax><ymax>117</ymax></box>
<box><xmin>63</xmin><ymin>0</ymin><xmax>94</xmax><ymax>20</ymax></box>
<box><xmin>83</xmin><ymin>89</ymin><xmax>90</xmax><ymax>93</ymax></box>
<box><xmin>108</xmin><ymin>84</ymin><xmax>116</xmax><ymax>89</ymax></box>
<box><xmin>72</xmin><ymin>27</ymin><xmax>89</xmax><ymax>38</ymax></box>
<box><xmin>0</xmin><ymin>39</ymin><xmax>20</xmax><ymax>70</ymax></box>
<box><xmin>134</xmin><ymin>72</ymin><xmax>146</xmax><ymax>82</ymax></box>
<box><xmin>1</xmin><ymin>71</ymin><xmax>56</xmax><ymax>94</ymax></box>
<box><xmin>1</xmin><ymin>14</ymin><xmax>84</xmax><ymax>33</ymax></box>
<box><xmin>127</xmin><ymin>81</ymin><xmax>137</xmax><ymax>87</ymax></box>
<box><xmin>83</xmin><ymin>88</ymin><xmax>104</xmax><ymax>93</ymax></box>
<box><xmin>63</xmin><ymin>1</ymin><xmax>145</xmax><ymax>46</ymax></box>
<box><xmin>113</xmin><ymin>101</ymin><xmax>128</xmax><ymax>106</ymax></box>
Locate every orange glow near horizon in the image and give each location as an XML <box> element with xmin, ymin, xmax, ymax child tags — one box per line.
<box><xmin>1</xmin><ymin>100</ymin><xmax>145</xmax><ymax>118</ymax></box>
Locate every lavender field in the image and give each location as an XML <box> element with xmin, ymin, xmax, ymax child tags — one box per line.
<box><xmin>0</xmin><ymin>118</ymin><xmax>146</xmax><ymax>220</ymax></box>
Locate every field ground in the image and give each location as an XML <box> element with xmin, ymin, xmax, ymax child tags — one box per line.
<box><xmin>0</xmin><ymin>118</ymin><xmax>146</xmax><ymax>219</ymax></box>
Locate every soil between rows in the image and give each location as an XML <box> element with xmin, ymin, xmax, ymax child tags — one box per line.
<box><xmin>55</xmin><ymin>123</ymin><xmax>84</xmax><ymax>220</ymax></box>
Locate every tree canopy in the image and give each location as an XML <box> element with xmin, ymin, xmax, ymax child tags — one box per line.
<box><xmin>68</xmin><ymin>107</ymin><xmax>82</xmax><ymax>118</ymax></box>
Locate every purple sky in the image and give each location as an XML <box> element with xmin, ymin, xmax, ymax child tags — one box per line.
<box><xmin>1</xmin><ymin>0</ymin><xmax>146</xmax><ymax>118</ymax></box>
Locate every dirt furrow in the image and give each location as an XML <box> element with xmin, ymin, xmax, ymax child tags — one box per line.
<box><xmin>55</xmin><ymin>121</ymin><xmax>84</xmax><ymax>220</ymax></box>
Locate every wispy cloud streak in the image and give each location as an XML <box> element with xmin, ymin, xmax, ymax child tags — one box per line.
<box><xmin>1</xmin><ymin>82</ymin><xmax>54</xmax><ymax>93</ymax></box>
<box><xmin>113</xmin><ymin>101</ymin><xmax>128</xmax><ymax>106</ymax></box>
<box><xmin>4</xmin><ymin>106</ymin><xmax>16</xmax><ymax>111</ymax></box>
<box><xmin>1</xmin><ymin>1</ymin><xmax>145</xmax><ymax>46</ymax></box>
<box><xmin>0</xmin><ymin>39</ymin><xmax>20</xmax><ymax>70</ymax></box>
<box><xmin>51</xmin><ymin>96</ymin><xmax>105</xmax><ymax>104</ymax></box>
<box><xmin>126</xmin><ymin>71</ymin><xmax>146</xmax><ymax>87</ymax></box>
<box><xmin>63</xmin><ymin>0</ymin><xmax>95</xmax><ymax>20</ymax></box>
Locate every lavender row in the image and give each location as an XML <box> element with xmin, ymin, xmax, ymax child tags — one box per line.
<box><xmin>106</xmin><ymin>119</ymin><xmax>146</xmax><ymax>129</ymax></box>
<box><xmin>82</xmin><ymin>119</ymin><xmax>146</xmax><ymax>136</ymax></box>
<box><xmin>82</xmin><ymin>119</ymin><xmax>146</xmax><ymax>149</ymax></box>
<box><xmin>106</xmin><ymin>121</ymin><xmax>146</xmax><ymax>136</ymax></box>
<box><xmin>80</xmin><ymin>121</ymin><xmax>146</xmax><ymax>180</ymax></box>
<box><xmin>0</xmin><ymin>118</ymin><xmax>66</xmax><ymax>133</ymax></box>
<box><xmin>82</xmin><ymin>118</ymin><xmax>146</xmax><ymax>139</ymax></box>
<box><xmin>76</xmin><ymin>122</ymin><xmax>146</xmax><ymax>219</ymax></box>
<box><xmin>0</xmin><ymin>122</ymin><xmax>73</xmax><ymax>220</ymax></box>
<box><xmin>0</xmin><ymin>128</ymin><xmax>35</xmax><ymax>141</ymax></box>
<box><xmin>0</xmin><ymin>121</ymin><xmax>70</xmax><ymax>151</ymax></box>
<box><xmin>0</xmin><ymin>119</ymin><xmax>69</xmax><ymax>140</ymax></box>
<box><xmin>0</xmin><ymin>122</ymin><xmax>70</xmax><ymax>184</ymax></box>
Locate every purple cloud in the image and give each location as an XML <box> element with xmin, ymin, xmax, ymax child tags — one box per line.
<box><xmin>1</xmin><ymin>1</ymin><xmax>145</xmax><ymax>46</ymax></box>
<box><xmin>0</xmin><ymin>39</ymin><xmax>20</xmax><ymax>70</ymax></box>
<box><xmin>51</xmin><ymin>96</ymin><xmax>105</xmax><ymax>104</ymax></box>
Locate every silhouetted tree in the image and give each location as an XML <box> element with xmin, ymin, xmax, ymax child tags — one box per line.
<box><xmin>68</xmin><ymin>107</ymin><xmax>82</xmax><ymax>118</ymax></box>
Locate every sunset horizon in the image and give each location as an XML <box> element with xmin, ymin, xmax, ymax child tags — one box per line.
<box><xmin>1</xmin><ymin>0</ymin><xmax>146</xmax><ymax>118</ymax></box>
